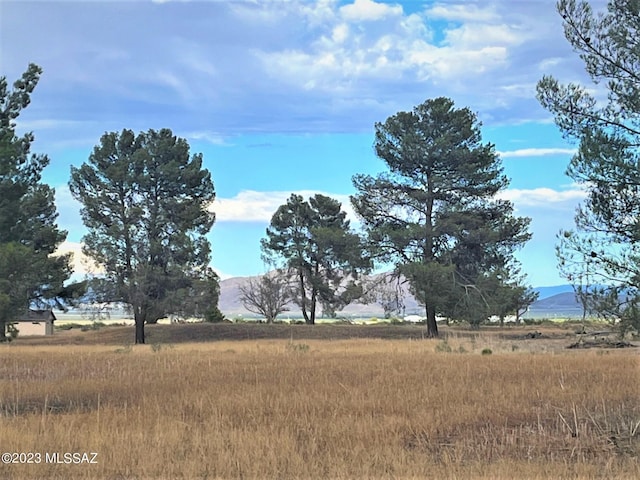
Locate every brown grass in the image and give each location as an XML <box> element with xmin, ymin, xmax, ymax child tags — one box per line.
<box><xmin>15</xmin><ymin>321</ymin><xmax>600</xmax><ymax>347</ymax></box>
<box><xmin>0</xmin><ymin>335</ymin><xmax>638</xmax><ymax>479</ymax></box>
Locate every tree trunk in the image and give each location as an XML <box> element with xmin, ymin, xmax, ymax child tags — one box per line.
<box><xmin>308</xmin><ymin>288</ymin><xmax>316</xmax><ymax>325</ymax></box>
<box><xmin>0</xmin><ymin>321</ymin><xmax>6</xmax><ymax>342</ymax></box>
<box><xmin>425</xmin><ymin>303</ymin><xmax>438</xmax><ymax>338</ymax></box>
<box><xmin>134</xmin><ymin>310</ymin><xmax>146</xmax><ymax>344</ymax></box>
<box><xmin>299</xmin><ymin>271</ymin><xmax>311</xmax><ymax>324</ymax></box>
<box><xmin>516</xmin><ymin>307</ymin><xmax>524</xmax><ymax>325</ymax></box>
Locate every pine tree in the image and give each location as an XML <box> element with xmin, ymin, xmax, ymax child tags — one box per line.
<box><xmin>0</xmin><ymin>64</ymin><xmax>72</xmax><ymax>340</ymax></box>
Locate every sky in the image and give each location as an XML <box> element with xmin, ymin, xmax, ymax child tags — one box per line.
<box><xmin>1</xmin><ymin>0</ymin><xmax>606</xmax><ymax>287</ymax></box>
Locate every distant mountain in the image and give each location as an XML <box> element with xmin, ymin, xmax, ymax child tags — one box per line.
<box><xmin>219</xmin><ymin>275</ymin><xmax>582</xmax><ymax>320</ymax></box>
<box><xmin>218</xmin><ymin>274</ymin><xmax>262</xmax><ymax>316</ymax></box>
<box><xmin>218</xmin><ymin>272</ymin><xmax>419</xmax><ymax>319</ymax></box>
<box><xmin>533</xmin><ymin>285</ymin><xmax>575</xmax><ymax>299</ymax></box>
<box><xmin>527</xmin><ymin>292</ymin><xmax>584</xmax><ymax>318</ymax></box>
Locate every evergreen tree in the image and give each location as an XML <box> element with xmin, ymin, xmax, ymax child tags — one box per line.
<box><xmin>352</xmin><ymin>97</ymin><xmax>531</xmax><ymax>337</ymax></box>
<box><xmin>69</xmin><ymin>128</ymin><xmax>218</xmax><ymax>343</ymax></box>
<box><xmin>262</xmin><ymin>194</ymin><xmax>371</xmax><ymax>324</ymax></box>
<box><xmin>537</xmin><ymin>0</ymin><xmax>640</xmax><ymax>334</ymax></box>
<box><xmin>0</xmin><ymin>64</ymin><xmax>73</xmax><ymax>340</ymax></box>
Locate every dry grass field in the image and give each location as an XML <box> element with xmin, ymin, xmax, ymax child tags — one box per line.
<box><xmin>0</xmin><ymin>325</ymin><xmax>638</xmax><ymax>479</ymax></box>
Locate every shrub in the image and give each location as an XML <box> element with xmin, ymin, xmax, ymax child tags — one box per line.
<box><xmin>7</xmin><ymin>323</ymin><xmax>19</xmax><ymax>340</ymax></box>
<box><xmin>481</xmin><ymin>348</ymin><xmax>493</xmax><ymax>355</ymax></box>
<box><xmin>286</xmin><ymin>342</ymin><xmax>310</xmax><ymax>353</ymax></box>
<box><xmin>435</xmin><ymin>340</ymin><xmax>452</xmax><ymax>353</ymax></box>
<box><xmin>80</xmin><ymin>322</ymin><xmax>107</xmax><ymax>332</ymax></box>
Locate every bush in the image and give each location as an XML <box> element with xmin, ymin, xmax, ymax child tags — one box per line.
<box><xmin>7</xmin><ymin>323</ymin><xmax>19</xmax><ymax>340</ymax></box>
<box><xmin>56</xmin><ymin>323</ymin><xmax>81</xmax><ymax>331</ymax></box>
<box><xmin>286</xmin><ymin>342</ymin><xmax>309</xmax><ymax>353</ymax></box>
<box><xmin>435</xmin><ymin>340</ymin><xmax>452</xmax><ymax>353</ymax></box>
<box><xmin>80</xmin><ymin>322</ymin><xmax>107</xmax><ymax>332</ymax></box>
<box><xmin>204</xmin><ymin>306</ymin><xmax>226</xmax><ymax>323</ymax></box>
<box><xmin>481</xmin><ymin>348</ymin><xmax>493</xmax><ymax>355</ymax></box>
<box><xmin>114</xmin><ymin>345</ymin><xmax>132</xmax><ymax>354</ymax></box>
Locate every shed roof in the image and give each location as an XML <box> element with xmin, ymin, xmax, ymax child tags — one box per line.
<box><xmin>15</xmin><ymin>309</ymin><xmax>57</xmax><ymax>322</ymax></box>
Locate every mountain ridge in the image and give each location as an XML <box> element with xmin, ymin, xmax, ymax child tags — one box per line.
<box><xmin>219</xmin><ymin>273</ymin><xmax>579</xmax><ymax>319</ymax></box>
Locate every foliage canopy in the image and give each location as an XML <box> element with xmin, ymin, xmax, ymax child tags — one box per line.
<box><xmin>537</xmin><ymin>0</ymin><xmax>640</xmax><ymax>334</ymax></box>
<box><xmin>69</xmin><ymin>128</ymin><xmax>220</xmax><ymax>343</ymax></box>
<box><xmin>0</xmin><ymin>64</ymin><xmax>74</xmax><ymax>340</ymax></box>
<box><xmin>352</xmin><ymin>97</ymin><xmax>532</xmax><ymax>336</ymax></box>
<box><xmin>262</xmin><ymin>193</ymin><xmax>371</xmax><ymax>324</ymax></box>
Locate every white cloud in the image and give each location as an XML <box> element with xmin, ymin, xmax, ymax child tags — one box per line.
<box><xmin>212</xmin><ymin>190</ymin><xmax>356</xmax><ymax>223</ymax></box>
<box><xmin>425</xmin><ymin>3</ymin><xmax>500</xmax><ymax>23</ymax></box>
<box><xmin>538</xmin><ymin>57</ymin><xmax>563</xmax><ymax>70</ymax></box>
<box><xmin>258</xmin><ymin>0</ymin><xmax>532</xmax><ymax>101</ymax></box>
<box><xmin>183</xmin><ymin>131</ymin><xmax>230</xmax><ymax>146</ymax></box>
<box><xmin>155</xmin><ymin>70</ymin><xmax>194</xmax><ymax>101</ymax></box>
<box><xmin>332</xmin><ymin>23</ymin><xmax>350</xmax><ymax>43</ymax></box>
<box><xmin>340</xmin><ymin>0</ymin><xmax>403</xmax><ymax>22</ymax></box>
<box><xmin>3</xmin><ymin>0</ymin><xmax>595</xmax><ymax>142</ymax></box>
<box><xmin>498</xmin><ymin>187</ymin><xmax>587</xmax><ymax>207</ymax></box>
<box><xmin>443</xmin><ymin>22</ymin><xmax>522</xmax><ymax>49</ymax></box>
<box><xmin>498</xmin><ymin>148</ymin><xmax>577</xmax><ymax>158</ymax></box>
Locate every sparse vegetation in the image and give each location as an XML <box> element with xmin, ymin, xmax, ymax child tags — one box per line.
<box><xmin>2</xmin><ymin>4</ymin><xmax>639</xmax><ymax>479</ymax></box>
<box><xmin>56</xmin><ymin>322</ymin><xmax>124</xmax><ymax>332</ymax></box>
<box><xmin>0</xmin><ymin>338</ymin><xmax>638</xmax><ymax>479</ymax></box>
<box><xmin>285</xmin><ymin>341</ymin><xmax>310</xmax><ymax>353</ymax></box>
<box><xmin>435</xmin><ymin>339</ymin><xmax>452</xmax><ymax>353</ymax></box>
<box><xmin>238</xmin><ymin>269</ymin><xmax>293</xmax><ymax>323</ymax></box>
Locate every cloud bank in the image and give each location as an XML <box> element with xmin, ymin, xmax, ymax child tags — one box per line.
<box><xmin>2</xmin><ymin>0</ymin><xmax>600</xmax><ymax>150</ymax></box>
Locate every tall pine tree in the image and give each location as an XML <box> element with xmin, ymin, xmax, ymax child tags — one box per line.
<box><xmin>537</xmin><ymin>0</ymin><xmax>640</xmax><ymax>334</ymax></box>
<box><xmin>352</xmin><ymin>97</ymin><xmax>531</xmax><ymax>337</ymax></box>
<box><xmin>0</xmin><ymin>64</ymin><xmax>72</xmax><ymax>340</ymax></box>
<box><xmin>69</xmin><ymin>128</ymin><xmax>219</xmax><ymax>343</ymax></box>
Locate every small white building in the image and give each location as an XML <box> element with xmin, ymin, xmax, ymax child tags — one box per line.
<box><xmin>10</xmin><ymin>309</ymin><xmax>56</xmax><ymax>336</ymax></box>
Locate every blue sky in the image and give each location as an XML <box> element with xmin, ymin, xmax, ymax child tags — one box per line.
<box><xmin>1</xmin><ymin>0</ymin><xmax>604</xmax><ymax>286</ymax></box>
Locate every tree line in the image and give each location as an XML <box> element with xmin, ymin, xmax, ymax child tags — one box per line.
<box><xmin>1</xmin><ymin>0</ymin><xmax>638</xmax><ymax>342</ymax></box>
